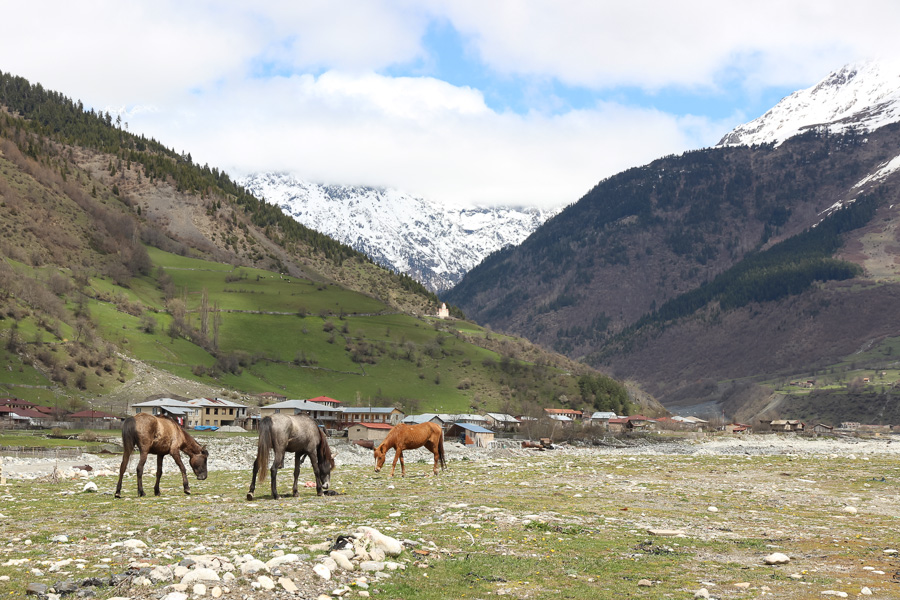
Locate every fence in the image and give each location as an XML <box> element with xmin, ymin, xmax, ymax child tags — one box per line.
<box><xmin>0</xmin><ymin>446</ymin><xmax>93</xmax><ymax>459</ymax></box>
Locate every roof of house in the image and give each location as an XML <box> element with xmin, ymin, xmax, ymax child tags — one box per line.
<box><xmin>449</xmin><ymin>422</ymin><xmax>494</xmax><ymax>434</ymax></box>
<box><xmin>341</xmin><ymin>406</ymin><xmax>399</xmax><ymax>414</ymax></box>
<box><xmin>548</xmin><ymin>414</ymin><xmax>573</xmax><ymax>421</ymax></box>
<box><xmin>403</xmin><ymin>413</ymin><xmax>451</xmax><ymax>424</ymax></box>
<box><xmin>590</xmin><ymin>411</ymin><xmax>617</xmax><ymax>419</ymax></box>
<box><xmin>68</xmin><ymin>409</ymin><xmax>120</xmax><ymax>419</ymax></box>
<box><xmin>132</xmin><ymin>398</ymin><xmax>196</xmax><ymax>408</ymax></box>
<box><xmin>264</xmin><ymin>399</ymin><xmax>341</xmax><ymax>413</ymax></box>
<box><xmin>485</xmin><ymin>412</ymin><xmax>520</xmax><ymax>423</ymax></box>
<box><xmin>453</xmin><ymin>413</ymin><xmax>488</xmax><ymax>422</ymax></box>
<box><xmin>188</xmin><ymin>397</ymin><xmax>247</xmax><ymax>408</ymax></box>
<box><xmin>544</xmin><ymin>408</ymin><xmax>581</xmax><ymax>415</ymax></box>
<box><xmin>350</xmin><ymin>422</ymin><xmax>394</xmax><ymax>430</ymax></box>
<box><xmin>308</xmin><ymin>396</ymin><xmax>342</xmax><ymax>404</ymax></box>
<box><xmin>0</xmin><ymin>406</ymin><xmax>45</xmax><ymax>419</ymax></box>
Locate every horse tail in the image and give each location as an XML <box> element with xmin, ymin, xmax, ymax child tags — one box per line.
<box><xmin>257</xmin><ymin>416</ymin><xmax>272</xmax><ymax>482</ymax></box>
<box><xmin>437</xmin><ymin>426</ymin><xmax>446</xmax><ymax>470</ymax></box>
<box><xmin>121</xmin><ymin>416</ymin><xmax>138</xmax><ymax>453</ymax></box>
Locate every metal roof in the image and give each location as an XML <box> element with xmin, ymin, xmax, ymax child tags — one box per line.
<box><xmin>450</xmin><ymin>423</ymin><xmax>494</xmax><ymax>434</ymax></box>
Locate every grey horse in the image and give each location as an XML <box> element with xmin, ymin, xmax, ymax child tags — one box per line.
<box><xmin>247</xmin><ymin>413</ymin><xmax>335</xmax><ymax>500</ymax></box>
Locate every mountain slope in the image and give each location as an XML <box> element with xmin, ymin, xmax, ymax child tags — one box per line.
<box><xmin>239</xmin><ymin>173</ymin><xmax>556</xmax><ymax>293</ymax></box>
<box><xmin>446</xmin><ymin>61</ymin><xmax>900</xmax><ymax>422</ymax></box>
<box><xmin>719</xmin><ymin>60</ymin><xmax>900</xmax><ymax>147</ymax></box>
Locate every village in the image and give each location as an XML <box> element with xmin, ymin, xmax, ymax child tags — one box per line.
<box><xmin>3</xmin><ymin>395</ymin><xmax>898</xmax><ymax>449</ymax></box>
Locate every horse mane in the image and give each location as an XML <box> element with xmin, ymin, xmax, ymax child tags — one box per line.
<box><xmin>317</xmin><ymin>427</ymin><xmax>335</xmax><ymax>469</ymax></box>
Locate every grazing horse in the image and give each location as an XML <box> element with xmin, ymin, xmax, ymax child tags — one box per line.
<box><xmin>247</xmin><ymin>413</ymin><xmax>335</xmax><ymax>500</ymax></box>
<box><xmin>374</xmin><ymin>422</ymin><xmax>446</xmax><ymax>477</ymax></box>
<box><xmin>114</xmin><ymin>413</ymin><xmax>208</xmax><ymax>498</ymax></box>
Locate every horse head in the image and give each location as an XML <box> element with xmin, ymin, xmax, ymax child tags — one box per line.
<box><xmin>190</xmin><ymin>446</ymin><xmax>209</xmax><ymax>481</ymax></box>
<box><xmin>373</xmin><ymin>444</ymin><xmax>386</xmax><ymax>472</ymax></box>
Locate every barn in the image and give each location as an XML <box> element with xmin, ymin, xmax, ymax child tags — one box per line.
<box><xmin>447</xmin><ymin>423</ymin><xmax>495</xmax><ymax>447</ymax></box>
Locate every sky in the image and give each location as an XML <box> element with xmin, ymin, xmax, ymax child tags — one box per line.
<box><xmin>3</xmin><ymin>1</ymin><xmax>900</xmax><ymax>209</ymax></box>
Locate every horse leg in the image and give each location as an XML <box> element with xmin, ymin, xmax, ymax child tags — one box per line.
<box><xmin>135</xmin><ymin>451</ymin><xmax>149</xmax><ymax>497</ymax></box>
<box><xmin>171</xmin><ymin>452</ymin><xmax>191</xmax><ymax>495</ymax></box>
<box><xmin>247</xmin><ymin>456</ymin><xmax>259</xmax><ymax>501</ymax></box>
<box><xmin>292</xmin><ymin>452</ymin><xmax>302</xmax><ymax>497</ymax></box>
<box><xmin>154</xmin><ymin>454</ymin><xmax>164</xmax><ymax>496</ymax></box>
<box><xmin>270</xmin><ymin>449</ymin><xmax>285</xmax><ymax>499</ymax></box>
<box><xmin>430</xmin><ymin>445</ymin><xmax>439</xmax><ymax>476</ymax></box>
<box><xmin>308</xmin><ymin>453</ymin><xmax>323</xmax><ymax>496</ymax></box>
<box><xmin>114</xmin><ymin>445</ymin><xmax>132</xmax><ymax>498</ymax></box>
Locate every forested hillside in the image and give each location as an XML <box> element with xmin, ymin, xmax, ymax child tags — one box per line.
<box><xmin>446</xmin><ymin>123</ymin><xmax>900</xmax><ymax>420</ymax></box>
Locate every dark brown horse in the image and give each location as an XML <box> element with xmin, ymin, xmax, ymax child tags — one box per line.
<box><xmin>247</xmin><ymin>413</ymin><xmax>335</xmax><ymax>500</ymax></box>
<box><xmin>114</xmin><ymin>413</ymin><xmax>209</xmax><ymax>498</ymax></box>
<box><xmin>374</xmin><ymin>422</ymin><xmax>446</xmax><ymax>477</ymax></box>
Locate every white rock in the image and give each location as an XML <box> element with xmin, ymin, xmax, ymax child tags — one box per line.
<box><xmin>707</xmin><ymin>506</ymin><xmax>718</xmax><ymax>513</ymax></box>
<box><xmin>314</xmin><ymin>563</ymin><xmax>332</xmax><ymax>580</ymax></box>
<box><xmin>266</xmin><ymin>554</ymin><xmax>299</xmax><ymax>569</ymax></box>
<box><xmin>821</xmin><ymin>592</ymin><xmax>848</xmax><ymax>598</ymax></box>
<box><xmin>359</xmin><ymin>561</ymin><xmax>385</xmax><ymax>572</ymax></box>
<box><xmin>222</xmin><ymin>572</ymin><xmax>236</xmax><ymax>583</ymax></box>
<box><xmin>861</xmin><ymin>587</ymin><xmax>872</xmax><ymax>596</ymax></box>
<box><xmin>161</xmin><ymin>593</ymin><xmax>189</xmax><ymax>600</ymax></box>
<box><xmin>764</xmin><ymin>552</ymin><xmax>790</xmax><ymax>565</ymax></box>
<box><xmin>181</xmin><ymin>568</ymin><xmax>220</xmax><ymax>584</ymax></box>
<box><xmin>193</xmin><ymin>583</ymin><xmax>207</xmax><ymax>596</ymax></box>
<box><xmin>842</xmin><ymin>506</ymin><xmax>857</xmax><ymax>514</ymax></box>
<box><xmin>149</xmin><ymin>565</ymin><xmax>173</xmax><ymax>582</ymax></box>
<box><xmin>50</xmin><ymin>535</ymin><xmax>69</xmax><ymax>543</ymax></box>
<box><xmin>257</xmin><ymin>575</ymin><xmax>276</xmax><ymax>590</ymax></box>
<box><xmin>240</xmin><ymin>559</ymin><xmax>268</xmax><ymax>575</ymax></box>
<box><xmin>694</xmin><ymin>589</ymin><xmax>710</xmax><ymax>599</ymax></box>
<box><xmin>279</xmin><ymin>577</ymin><xmax>299</xmax><ymax>593</ymax></box>
<box><xmin>122</xmin><ymin>539</ymin><xmax>147</xmax><ymax>549</ymax></box>
<box><xmin>82</xmin><ymin>482</ymin><xmax>98</xmax><ymax>493</ymax></box>
<box><xmin>211</xmin><ymin>586</ymin><xmax>223</xmax><ymax>598</ymax></box>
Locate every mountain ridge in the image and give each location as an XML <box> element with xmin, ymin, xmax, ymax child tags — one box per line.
<box><xmin>239</xmin><ymin>172</ymin><xmax>557</xmax><ymax>293</ymax></box>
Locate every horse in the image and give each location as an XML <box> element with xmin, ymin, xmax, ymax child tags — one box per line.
<box><xmin>247</xmin><ymin>413</ymin><xmax>335</xmax><ymax>500</ymax></box>
<box><xmin>114</xmin><ymin>413</ymin><xmax>209</xmax><ymax>498</ymax></box>
<box><xmin>374</xmin><ymin>422</ymin><xmax>446</xmax><ymax>477</ymax></box>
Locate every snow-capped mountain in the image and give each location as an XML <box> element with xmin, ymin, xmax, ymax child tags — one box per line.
<box><xmin>239</xmin><ymin>173</ymin><xmax>557</xmax><ymax>292</ymax></box>
<box><xmin>719</xmin><ymin>60</ymin><xmax>900</xmax><ymax>147</ymax></box>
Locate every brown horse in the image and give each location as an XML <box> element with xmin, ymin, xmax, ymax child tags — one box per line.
<box><xmin>114</xmin><ymin>413</ymin><xmax>208</xmax><ymax>498</ymax></box>
<box><xmin>247</xmin><ymin>413</ymin><xmax>335</xmax><ymax>500</ymax></box>
<box><xmin>374</xmin><ymin>422</ymin><xmax>446</xmax><ymax>477</ymax></box>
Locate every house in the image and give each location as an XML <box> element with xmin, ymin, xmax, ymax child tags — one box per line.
<box><xmin>0</xmin><ymin>406</ymin><xmax>47</xmax><ymax>426</ymax></box>
<box><xmin>68</xmin><ymin>409</ymin><xmax>121</xmax><ymax>427</ymax></box>
<box><xmin>452</xmin><ymin>413</ymin><xmax>490</xmax><ymax>427</ymax></box>
<box><xmin>589</xmin><ymin>411</ymin><xmax>617</xmax><ymax>426</ymax></box>
<box><xmin>813</xmin><ymin>423</ymin><xmax>834</xmax><ymax>434</ymax></box>
<box><xmin>402</xmin><ymin>413</ymin><xmax>452</xmax><ymax>428</ymax></box>
<box><xmin>447</xmin><ymin>422</ymin><xmax>495</xmax><ymax>447</ymax></box>
<box><xmin>484</xmin><ymin>412</ymin><xmax>521</xmax><ymax>430</ymax></box>
<box><xmin>187</xmin><ymin>397</ymin><xmax>249</xmax><ymax>428</ymax></box>
<box><xmin>607</xmin><ymin>415</ymin><xmax>655</xmax><ymax>433</ymax></box>
<box><xmin>347</xmin><ymin>422</ymin><xmax>393</xmax><ymax>443</ymax></box>
<box><xmin>548</xmin><ymin>414</ymin><xmax>574</xmax><ymax>427</ymax></box>
<box><xmin>257</xmin><ymin>392</ymin><xmax>287</xmax><ymax>404</ymax></box>
<box><xmin>339</xmin><ymin>407</ymin><xmax>404</xmax><ymax>429</ymax></box>
<box><xmin>131</xmin><ymin>398</ymin><xmax>199</xmax><ymax>426</ymax></box>
<box><xmin>437</xmin><ymin>303</ymin><xmax>450</xmax><ymax>319</ymax></box>
<box><xmin>544</xmin><ymin>408</ymin><xmax>583</xmax><ymax>420</ymax></box>
<box><xmin>307</xmin><ymin>396</ymin><xmax>342</xmax><ymax>409</ymax></box>
<box><xmin>259</xmin><ymin>399</ymin><xmax>341</xmax><ymax>428</ymax></box>
<box><xmin>760</xmin><ymin>419</ymin><xmax>805</xmax><ymax>432</ymax></box>
<box><xmin>724</xmin><ymin>423</ymin><xmax>751</xmax><ymax>434</ymax></box>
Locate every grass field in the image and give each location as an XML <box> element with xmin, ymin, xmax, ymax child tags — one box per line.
<box><xmin>1</xmin><ymin>439</ymin><xmax>898</xmax><ymax>599</ymax></box>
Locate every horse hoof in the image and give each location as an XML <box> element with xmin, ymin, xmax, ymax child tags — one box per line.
<box><xmin>292</xmin><ymin>491</ymin><xmax>299</xmax><ymax>497</ymax></box>
<box><xmin>184</xmin><ymin>490</ymin><xmax>191</xmax><ymax>495</ymax></box>
<box><xmin>114</xmin><ymin>493</ymin><xmax>121</xmax><ymax>499</ymax></box>
<box><xmin>246</xmin><ymin>493</ymin><xmax>254</xmax><ymax>501</ymax></box>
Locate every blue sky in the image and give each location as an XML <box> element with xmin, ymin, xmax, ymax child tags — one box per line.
<box><xmin>3</xmin><ymin>1</ymin><xmax>899</xmax><ymax>209</ymax></box>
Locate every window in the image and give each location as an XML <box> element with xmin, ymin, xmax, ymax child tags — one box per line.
<box><xmin>205</xmin><ymin>408</ymin><xmax>210</xmax><ymax>415</ymax></box>
<box><xmin>214</xmin><ymin>408</ymin><xmax>219</xmax><ymax>415</ymax></box>
<box><xmin>229</xmin><ymin>408</ymin><xmax>234</xmax><ymax>415</ymax></box>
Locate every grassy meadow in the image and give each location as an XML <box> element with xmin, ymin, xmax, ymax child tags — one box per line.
<box><xmin>0</xmin><ymin>443</ymin><xmax>898</xmax><ymax>600</ymax></box>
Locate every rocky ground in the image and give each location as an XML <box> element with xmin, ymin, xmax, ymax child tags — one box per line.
<box><xmin>1</xmin><ymin>434</ymin><xmax>899</xmax><ymax>600</ymax></box>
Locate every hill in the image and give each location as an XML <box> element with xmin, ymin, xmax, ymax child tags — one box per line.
<box><xmin>0</xmin><ymin>70</ymin><xmax>657</xmax><ymax>419</ymax></box>
<box><xmin>446</xmin><ymin>63</ymin><xmax>900</xmax><ymax>424</ymax></box>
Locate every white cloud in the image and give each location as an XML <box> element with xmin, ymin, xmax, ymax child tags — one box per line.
<box><xmin>2</xmin><ymin>1</ymin><xmax>899</xmax><ymax>209</ymax></box>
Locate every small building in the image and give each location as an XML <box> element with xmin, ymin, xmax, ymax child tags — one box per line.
<box><xmin>257</xmin><ymin>392</ymin><xmax>287</xmax><ymax>404</ymax></box>
<box><xmin>484</xmin><ymin>412</ymin><xmax>521</xmax><ymax>430</ymax></box>
<box><xmin>348</xmin><ymin>422</ymin><xmax>393</xmax><ymax>444</ymax></box>
<box><xmin>589</xmin><ymin>411</ymin><xmax>618</xmax><ymax>427</ymax></box>
<box><xmin>724</xmin><ymin>423</ymin><xmax>751</xmax><ymax>434</ymax></box>
<box><xmin>0</xmin><ymin>406</ymin><xmax>46</xmax><ymax>426</ymax></box>
<box><xmin>259</xmin><ymin>399</ymin><xmax>341</xmax><ymax>428</ymax></box>
<box><xmin>403</xmin><ymin>413</ymin><xmax>452</xmax><ymax>428</ymax></box>
<box><xmin>544</xmin><ymin>408</ymin><xmax>583</xmax><ymax>421</ymax></box>
<box><xmin>761</xmin><ymin>419</ymin><xmax>805</xmax><ymax>432</ymax></box>
<box><xmin>68</xmin><ymin>409</ymin><xmax>121</xmax><ymax>427</ymax></box>
<box><xmin>131</xmin><ymin>398</ymin><xmax>198</xmax><ymax>426</ymax></box>
<box><xmin>308</xmin><ymin>396</ymin><xmax>343</xmax><ymax>409</ymax></box>
<box><xmin>813</xmin><ymin>423</ymin><xmax>834</xmax><ymax>434</ymax></box>
<box><xmin>187</xmin><ymin>397</ymin><xmax>249</xmax><ymax>428</ymax></box>
<box><xmin>447</xmin><ymin>422</ymin><xmax>495</xmax><ymax>447</ymax></box>
<box><xmin>452</xmin><ymin>413</ymin><xmax>490</xmax><ymax>427</ymax></box>
<box><xmin>339</xmin><ymin>407</ymin><xmax>404</xmax><ymax>429</ymax></box>
<box><xmin>437</xmin><ymin>303</ymin><xmax>450</xmax><ymax>319</ymax></box>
